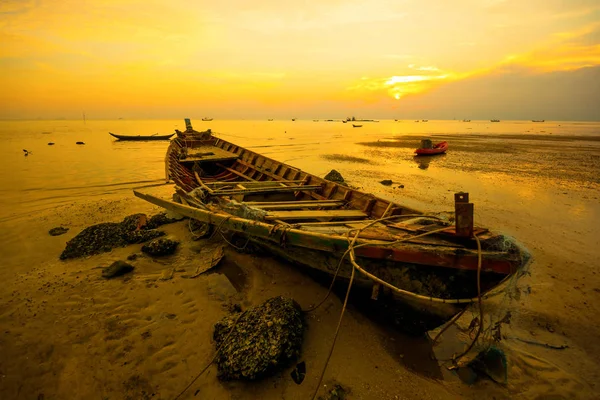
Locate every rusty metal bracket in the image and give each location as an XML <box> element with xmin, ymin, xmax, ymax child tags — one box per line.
<box><xmin>454</xmin><ymin>192</ymin><xmax>474</xmax><ymax>237</ymax></box>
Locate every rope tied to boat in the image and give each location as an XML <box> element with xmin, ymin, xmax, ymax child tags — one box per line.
<box><xmin>310</xmin><ymin>215</ymin><xmax>489</xmax><ymax>399</ymax></box>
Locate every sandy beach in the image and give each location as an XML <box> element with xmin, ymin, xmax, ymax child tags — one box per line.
<box><xmin>1</xmin><ymin>120</ymin><xmax>599</xmax><ymax>399</ymax></box>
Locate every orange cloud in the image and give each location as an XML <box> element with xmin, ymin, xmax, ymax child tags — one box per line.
<box><xmin>347</xmin><ymin>21</ymin><xmax>600</xmax><ymax>102</ymax></box>
<box><xmin>346</xmin><ymin>65</ymin><xmax>460</xmax><ymax>100</ymax></box>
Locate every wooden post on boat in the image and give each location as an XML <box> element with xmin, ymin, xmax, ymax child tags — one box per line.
<box><xmin>454</xmin><ymin>192</ymin><xmax>474</xmax><ymax>237</ymax></box>
<box><xmin>185</xmin><ymin>118</ymin><xmax>193</xmax><ymax>132</ymax></box>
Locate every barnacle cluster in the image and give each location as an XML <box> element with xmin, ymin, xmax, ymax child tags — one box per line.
<box><xmin>59</xmin><ymin>212</ymin><xmax>175</xmax><ymax>260</ymax></box>
<box><xmin>213</xmin><ymin>296</ymin><xmax>304</xmax><ymax>380</ymax></box>
<box><xmin>141</xmin><ymin>238</ymin><xmax>179</xmax><ymax>256</ymax></box>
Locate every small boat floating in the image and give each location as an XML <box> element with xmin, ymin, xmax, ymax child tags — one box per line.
<box><xmin>415</xmin><ymin>141</ymin><xmax>448</xmax><ymax>155</ymax></box>
<box><xmin>352</xmin><ymin>124</ymin><xmax>363</xmax><ymax>128</ymax></box>
<box><xmin>109</xmin><ymin>132</ymin><xmax>175</xmax><ymax>141</ymax></box>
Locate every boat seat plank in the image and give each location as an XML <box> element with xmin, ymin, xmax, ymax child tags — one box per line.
<box><xmin>251</xmin><ymin>201</ymin><xmax>345</xmax><ymax>210</ymax></box>
<box><xmin>206</xmin><ymin>180</ymin><xmax>306</xmax><ymax>187</ymax></box>
<box><xmin>179</xmin><ymin>146</ymin><xmax>239</xmax><ymax>163</ymax></box>
<box><xmin>207</xmin><ymin>185</ymin><xmax>323</xmax><ymax>196</ymax></box>
<box><xmin>244</xmin><ymin>200</ymin><xmax>343</xmax><ymax>206</ymax></box>
<box><xmin>265</xmin><ymin>210</ymin><xmax>368</xmax><ymax>221</ymax></box>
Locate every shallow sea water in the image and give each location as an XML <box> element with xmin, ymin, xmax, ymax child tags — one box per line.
<box><xmin>0</xmin><ymin>119</ymin><xmax>598</xmax><ymax>223</ymax></box>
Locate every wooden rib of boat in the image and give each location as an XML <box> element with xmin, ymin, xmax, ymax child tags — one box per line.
<box><xmin>109</xmin><ymin>132</ymin><xmax>174</xmax><ymax>141</ymax></box>
<box><xmin>134</xmin><ymin>120</ymin><xmax>530</xmax><ymax>318</ymax></box>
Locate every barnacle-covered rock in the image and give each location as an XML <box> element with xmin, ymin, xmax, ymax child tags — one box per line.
<box><xmin>123</xmin><ymin>229</ymin><xmax>165</xmax><ymax>244</ymax></box>
<box><xmin>141</xmin><ymin>238</ymin><xmax>179</xmax><ymax>256</ymax></box>
<box><xmin>60</xmin><ymin>222</ymin><xmax>125</xmax><ymax>260</ymax></box>
<box><xmin>213</xmin><ymin>296</ymin><xmax>304</xmax><ymax>380</ymax></box>
<box><xmin>120</xmin><ymin>213</ymin><xmax>148</xmax><ymax>232</ymax></box>
<box><xmin>59</xmin><ymin>214</ymin><xmax>167</xmax><ymax>260</ymax></box>
<box><xmin>145</xmin><ymin>212</ymin><xmax>180</xmax><ymax>229</ymax></box>
<box><xmin>324</xmin><ymin>169</ymin><xmax>345</xmax><ymax>184</ymax></box>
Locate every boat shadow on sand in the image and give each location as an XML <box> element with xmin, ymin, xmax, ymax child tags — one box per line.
<box><xmin>414</xmin><ymin>153</ymin><xmax>447</xmax><ymax>170</ymax></box>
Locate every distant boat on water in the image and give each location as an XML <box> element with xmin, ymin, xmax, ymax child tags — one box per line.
<box><xmin>292</xmin><ymin>118</ymin><xmax>296</xmax><ymax>121</ymax></box>
<box><xmin>421</xmin><ymin>119</ymin><xmax>429</xmax><ymax>122</ymax></box>
<box><xmin>352</xmin><ymin>124</ymin><xmax>363</xmax><ymax>128</ymax></box>
<box><xmin>491</xmin><ymin>119</ymin><xmax>500</xmax><ymax>122</ymax></box>
<box><xmin>109</xmin><ymin>132</ymin><xmax>174</xmax><ymax>141</ymax></box>
<box><xmin>202</xmin><ymin>117</ymin><xmax>213</xmax><ymax>121</ymax></box>
<box><xmin>462</xmin><ymin>119</ymin><xmax>471</xmax><ymax>122</ymax></box>
<box><xmin>532</xmin><ymin>120</ymin><xmax>545</xmax><ymax>122</ymax></box>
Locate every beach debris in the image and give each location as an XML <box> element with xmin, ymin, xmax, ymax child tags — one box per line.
<box><xmin>59</xmin><ymin>214</ymin><xmax>166</xmax><ymax>260</ymax></box>
<box><xmin>319</xmin><ymin>383</ymin><xmax>348</xmax><ymax>400</ymax></box>
<box><xmin>380</xmin><ymin>179</ymin><xmax>393</xmax><ymax>186</ymax></box>
<box><xmin>187</xmin><ymin>245</ymin><xmax>225</xmax><ymax>278</ymax></box>
<box><xmin>213</xmin><ymin>296</ymin><xmax>304</xmax><ymax>380</ymax></box>
<box><xmin>76</xmin><ymin>141</ymin><xmax>85</xmax><ymax>145</ymax></box>
<box><xmin>324</xmin><ymin>169</ymin><xmax>345</xmax><ymax>184</ymax></box>
<box><xmin>467</xmin><ymin>346</ymin><xmax>508</xmax><ymax>385</ymax></box>
<box><xmin>189</xmin><ymin>219</ymin><xmax>213</xmax><ymax>239</ymax></box>
<box><xmin>141</xmin><ymin>238</ymin><xmax>179</xmax><ymax>256</ymax></box>
<box><xmin>48</xmin><ymin>142</ymin><xmax>55</xmax><ymax>146</ymax></box>
<box><xmin>101</xmin><ymin>260</ymin><xmax>134</xmax><ymax>279</ymax></box>
<box><xmin>48</xmin><ymin>227</ymin><xmax>69</xmax><ymax>236</ymax></box>
<box><xmin>290</xmin><ymin>361</ymin><xmax>306</xmax><ymax>384</ymax></box>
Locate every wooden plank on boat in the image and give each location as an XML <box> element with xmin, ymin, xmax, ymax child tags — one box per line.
<box><xmin>206</xmin><ymin>185</ymin><xmax>323</xmax><ymax>196</ymax></box>
<box><xmin>250</xmin><ymin>201</ymin><xmax>345</xmax><ymax>210</ymax></box>
<box><xmin>133</xmin><ymin>190</ymin><xmax>518</xmax><ymax>275</ymax></box>
<box><xmin>206</xmin><ymin>180</ymin><xmax>306</xmax><ymax>187</ymax></box>
<box><xmin>216</xmin><ymin>163</ymin><xmax>255</xmax><ymax>180</ymax></box>
<box><xmin>179</xmin><ymin>146</ymin><xmax>239</xmax><ymax>163</ymax></box>
<box><xmin>265</xmin><ymin>210</ymin><xmax>367</xmax><ymax>221</ymax></box>
<box><xmin>244</xmin><ymin>200</ymin><xmax>344</xmax><ymax>206</ymax></box>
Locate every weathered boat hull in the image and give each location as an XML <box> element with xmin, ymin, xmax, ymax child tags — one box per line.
<box><xmin>134</xmin><ymin>121</ymin><xmax>530</xmax><ymax>318</ymax></box>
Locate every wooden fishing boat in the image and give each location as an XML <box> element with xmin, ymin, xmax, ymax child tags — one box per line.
<box><xmin>109</xmin><ymin>132</ymin><xmax>174</xmax><ymax>141</ymax></box>
<box><xmin>415</xmin><ymin>141</ymin><xmax>448</xmax><ymax>155</ymax></box>
<box><xmin>134</xmin><ymin>120</ymin><xmax>530</xmax><ymax>318</ymax></box>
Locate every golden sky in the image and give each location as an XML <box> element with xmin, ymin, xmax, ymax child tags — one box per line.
<box><xmin>1</xmin><ymin>0</ymin><xmax>599</xmax><ymax>119</ymax></box>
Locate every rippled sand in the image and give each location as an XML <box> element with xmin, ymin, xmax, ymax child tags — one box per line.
<box><xmin>1</xmin><ymin>120</ymin><xmax>599</xmax><ymax>399</ymax></box>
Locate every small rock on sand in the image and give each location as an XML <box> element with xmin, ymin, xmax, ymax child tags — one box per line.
<box><xmin>141</xmin><ymin>238</ymin><xmax>179</xmax><ymax>256</ymax></box>
<box><xmin>380</xmin><ymin>179</ymin><xmax>393</xmax><ymax>186</ymax></box>
<box><xmin>101</xmin><ymin>261</ymin><xmax>134</xmax><ymax>279</ymax></box>
<box><xmin>324</xmin><ymin>170</ymin><xmax>345</xmax><ymax>184</ymax></box>
<box><xmin>48</xmin><ymin>227</ymin><xmax>69</xmax><ymax>236</ymax></box>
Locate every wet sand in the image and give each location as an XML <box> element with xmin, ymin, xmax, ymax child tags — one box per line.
<box><xmin>1</xmin><ymin>123</ymin><xmax>600</xmax><ymax>399</ymax></box>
